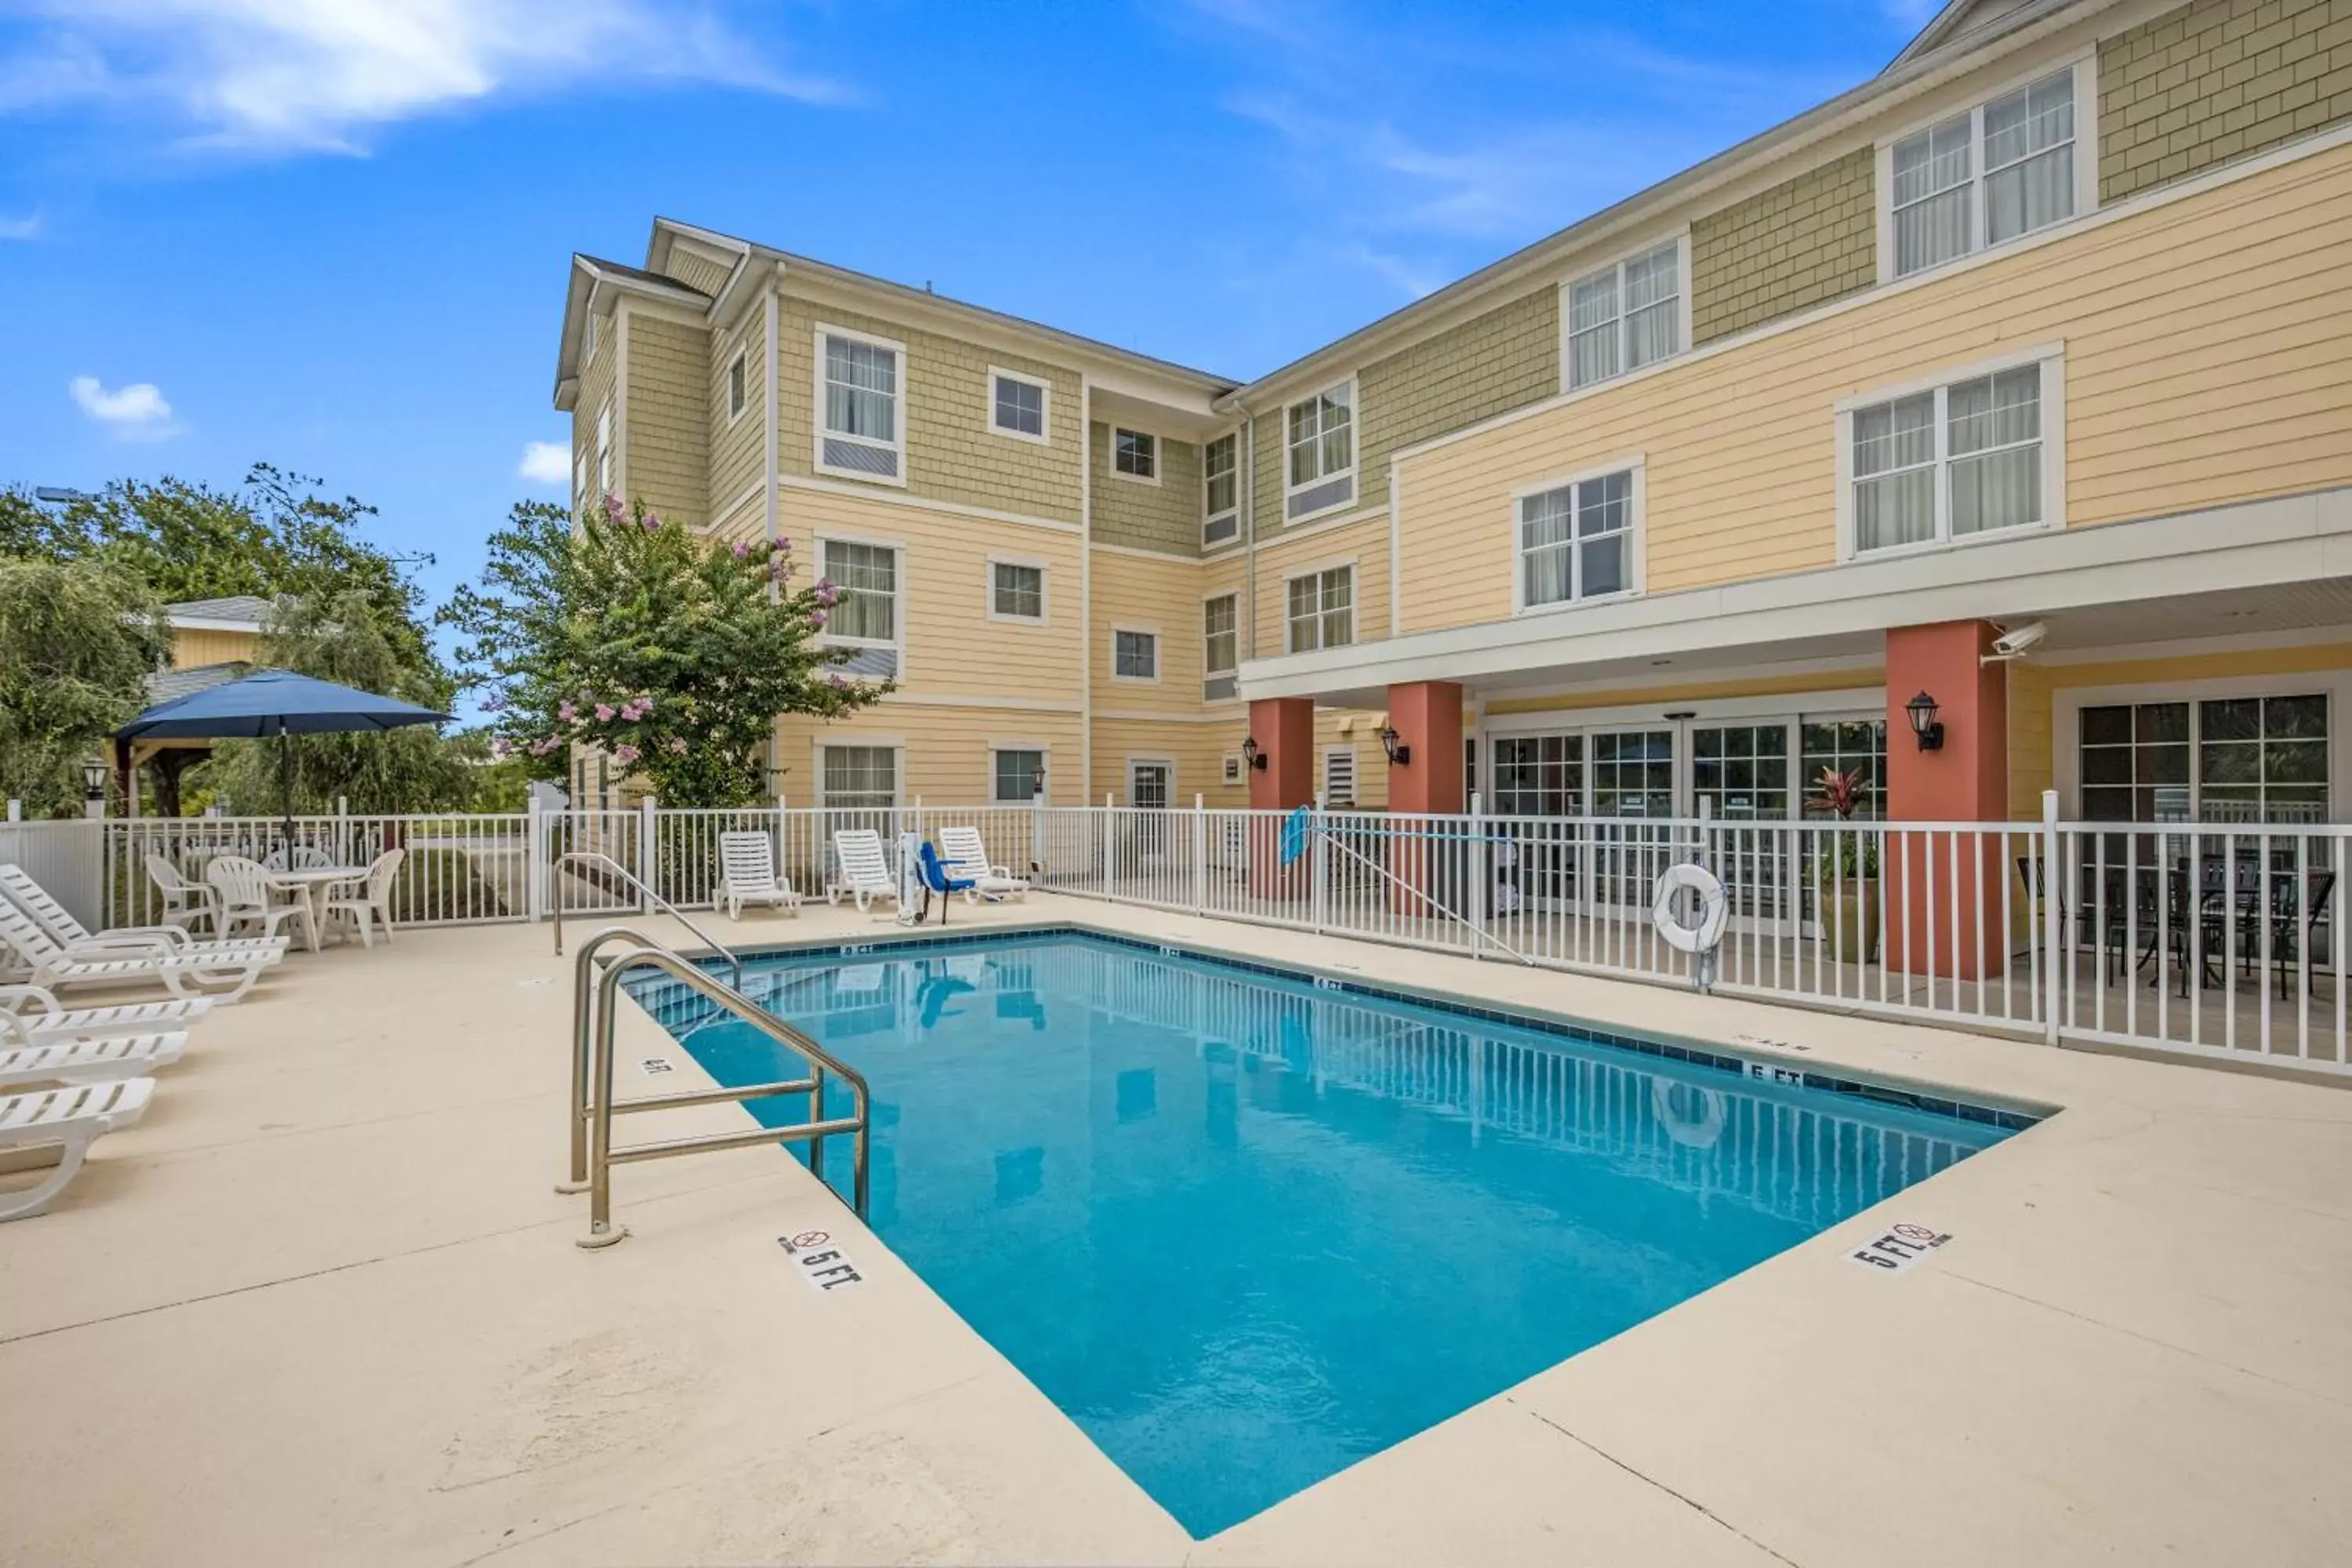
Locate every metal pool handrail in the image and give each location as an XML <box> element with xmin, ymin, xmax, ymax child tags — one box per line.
<box><xmin>577</xmin><ymin>941</ymin><xmax>870</xmax><ymax>1248</ymax></box>
<box><xmin>550</xmin><ymin>848</ymin><xmax>742</xmax><ymax>988</ymax></box>
<box><xmin>558</xmin><ymin>923</ymin><xmax>665</xmax><ymax>1193</ymax></box>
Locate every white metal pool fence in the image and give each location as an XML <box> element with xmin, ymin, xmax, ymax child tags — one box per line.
<box><xmin>0</xmin><ymin>794</ymin><xmax>2340</xmax><ymax>1080</ymax></box>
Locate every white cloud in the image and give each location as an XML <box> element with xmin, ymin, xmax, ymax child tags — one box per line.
<box><xmin>517</xmin><ymin>440</ymin><xmax>569</xmax><ymax>485</ymax></box>
<box><xmin>0</xmin><ymin>211</ymin><xmax>40</xmax><ymax>240</ymax></box>
<box><xmin>0</xmin><ymin>1</ymin><xmax>847</xmax><ymax>154</ymax></box>
<box><xmin>70</xmin><ymin>374</ymin><xmax>176</xmax><ymax>438</ymax></box>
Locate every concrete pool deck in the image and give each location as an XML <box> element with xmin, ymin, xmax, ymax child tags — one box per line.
<box><xmin>2</xmin><ymin>895</ymin><xmax>2349</xmax><ymax>1566</ymax></box>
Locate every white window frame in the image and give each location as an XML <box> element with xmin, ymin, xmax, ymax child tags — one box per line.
<box><xmin>726</xmin><ymin>347</ymin><xmax>749</xmax><ymax>424</ymax></box>
<box><xmin>815</xmin><ymin>532</ymin><xmax>907</xmax><ymax>670</ymax></box>
<box><xmin>1510</xmin><ymin>456</ymin><xmax>1647</xmax><ymax>617</ymax></box>
<box><xmin>985</xmin><ymin>556</ymin><xmax>1049</xmax><ymax>626</ymax></box>
<box><xmin>1875</xmin><ymin>54</ymin><xmax>2098</xmax><ymax>285</ymax></box>
<box><xmin>1202</xmin><ymin>590</ymin><xmax>1240</xmax><ymax>677</ymax></box>
<box><xmin>1202</xmin><ymin>428</ymin><xmax>1241</xmax><ymax>546</ymax></box>
<box><xmin>1111</xmin><ymin>625</ymin><xmax>1161</xmax><ymax>684</ymax></box>
<box><xmin>1283</xmin><ymin>376</ymin><xmax>1358</xmax><ymax>521</ymax></box>
<box><xmin>988</xmin><ymin>742</ymin><xmax>1053</xmax><ymax>804</ymax></box>
<box><xmin>812</xmin><ymin>323</ymin><xmax>908</xmax><ymax>487</ymax></box>
<box><xmin>1559</xmin><ymin>234</ymin><xmax>1691</xmax><ymax>392</ymax></box>
<box><xmin>815</xmin><ymin>740</ymin><xmax>905</xmax><ymax>811</ymax></box>
<box><xmin>2053</xmin><ymin>671</ymin><xmax>2349</xmax><ymax>822</ymax></box>
<box><xmin>1125</xmin><ymin>755</ymin><xmax>1177</xmax><ymax>808</ymax></box>
<box><xmin>1109</xmin><ymin>426</ymin><xmax>1160</xmax><ymax>485</ymax></box>
<box><xmin>1834</xmin><ymin>343</ymin><xmax>2065</xmax><ymax>562</ymax></box>
<box><xmin>1322</xmin><ymin>745</ymin><xmax>1359</xmax><ymax>806</ymax></box>
<box><xmin>986</xmin><ymin>366</ymin><xmax>1051</xmax><ymax>445</ymax></box>
<box><xmin>594</xmin><ymin>401</ymin><xmax>612</xmax><ymax>497</ymax></box>
<box><xmin>1283</xmin><ymin>559</ymin><xmax>1356</xmax><ymax>655</ymax></box>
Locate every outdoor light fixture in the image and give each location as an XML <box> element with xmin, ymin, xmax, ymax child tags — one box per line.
<box><xmin>1378</xmin><ymin>725</ymin><xmax>1411</xmax><ymax>767</ymax></box>
<box><xmin>1240</xmin><ymin>736</ymin><xmax>1267</xmax><ymax>771</ymax></box>
<box><xmin>1905</xmin><ymin>691</ymin><xmax>1946</xmax><ymax>752</ymax></box>
<box><xmin>81</xmin><ymin>760</ymin><xmax>106</xmax><ymax>800</ymax></box>
<box><xmin>1031</xmin><ymin>760</ymin><xmax>1047</xmax><ymax>799</ymax></box>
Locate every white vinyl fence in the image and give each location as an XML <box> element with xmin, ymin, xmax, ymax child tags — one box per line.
<box><xmin>1</xmin><ymin>793</ymin><xmax>2339</xmax><ymax>1080</ymax></box>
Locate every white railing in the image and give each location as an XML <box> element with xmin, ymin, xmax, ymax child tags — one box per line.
<box><xmin>5</xmin><ymin>793</ymin><xmax>2331</xmax><ymax>1080</ymax></box>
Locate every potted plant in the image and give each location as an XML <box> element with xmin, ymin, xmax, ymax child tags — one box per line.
<box><xmin>1806</xmin><ymin>766</ymin><xmax>1879</xmax><ymax>964</ymax></box>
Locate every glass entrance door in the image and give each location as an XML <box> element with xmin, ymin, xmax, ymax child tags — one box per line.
<box><xmin>1588</xmin><ymin>728</ymin><xmax>1676</xmax><ymax>906</ymax></box>
<box><xmin>1692</xmin><ymin>723</ymin><xmax>1792</xmax><ymax>915</ymax></box>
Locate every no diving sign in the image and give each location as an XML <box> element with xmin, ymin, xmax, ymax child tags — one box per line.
<box><xmin>1846</xmin><ymin>1222</ymin><xmax>1952</xmax><ymax>1274</ymax></box>
<box><xmin>778</xmin><ymin>1229</ymin><xmax>865</xmax><ymax>1293</ymax></box>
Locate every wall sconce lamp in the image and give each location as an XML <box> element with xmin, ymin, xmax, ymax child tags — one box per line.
<box><xmin>1378</xmin><ymin>725</ymin><xmax>1411</xmax><ymax>767</ymax></box>
<box><xmin>1905</xmin><ymin>691</ymin><xmax>1946</xmax><ymax>752</ymax></box>
<box><xmin>1240</xmin><ymin>736</ymin><xmax>1268</xmax><ymax>771</ymax></box>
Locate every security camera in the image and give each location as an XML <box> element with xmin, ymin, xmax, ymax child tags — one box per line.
<box><xmin>1983</xmin><ymin>622</ymin><xmax>2046</xmax><ymax>663</ymax></box>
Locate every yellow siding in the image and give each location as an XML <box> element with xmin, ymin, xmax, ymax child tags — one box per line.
<box><xmin>1091</xmin><ymin>717</ymin><xmax>1250</xmax><ymax>808</ymax></box>
<box><xmin>776</xmin><ymin>706</ymin><xmax>1085</xmax><ymax>807</ymax></box>
<box><xmin>1091</xmin><ymin>422</ymin><xmax>1201</xmax><ymax>554</ymax></box>
<box><xmin>1249</xmin><ymin>515</ymin><xmax>1392</xmax><ymax>658</ymax></box>
<box><xmin>572</xmin><ymin>318</ymin><xmax>616</xmax><ymax>513</ymax></box>
<box><xmin>171</xmin><ymin>628</ymin><xmax>258</xmax><ymax>669</ymax></box>
<box><xmin>776</xmin><ymin>296</ymin><xmax>1083</xmax><ymax>524</ymax></box>
<box><xmin>1356</xmin><ymin>289</ymin><xmax>1559</xmax><ymax>515</ymax></box>
<box><xmin>709</xmin><ymin>312</ymin><xmax>767</xmax><ymax>532</ymax></box>
<box><xmin>1091</xmin><ymin>548</ymin><xmax>1210</xmax><ymax>713</ymax></box>
<box><xmin>622</xmin><ymin>312</ymin><xmax>710</xmax><ymax>526</ymax></box>
<box><xmin>1396</xmin><ymin>143</ymin><xmax>2352</xmax><ymax>635</ymax></box>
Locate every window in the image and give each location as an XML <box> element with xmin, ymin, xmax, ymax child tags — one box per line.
<box><xmin>1112</xmin><ymin>427</ymin><xmax>1157</xmax><ymax>481</ymax></box>
<box><xmin>989</xmin><ymin>369</ymin><xmax>1049</xmax><ymax>442</ymax></box>
<box><xmin>1323</xmin><ymin>747</ymin><xmax>1357</xmax><ymax>807</ymax></box>
<box><xmin>1801</xmin><ymin>720</ymin><xmax>1888</xmax><ymax>821</ymax></box>
<box><xmin>1113</xmin><ymin>629</ymin><xmax>1158</xmax><ymax>681</ymax></box>
<box><xmin>1285</xmin><ymin>566</ymin><xmax>1353</xmax><ymax>654</ymax></box>
<box><xmin>1844</xmin><ymin>356</ymin><xmax>2050</xmax><ymax>556</ymax></box>
<box><xmin>990</xmin><ymin>561</ymin><xmax>1044</xmax><ymax>622</ymax></box>
<box><xmin>822</xmin><ymin>745</ymin><xmax>897</xmax><ymax>810</ymax></box>
<box><xmin>1518</xmin><ymin>467</ymin><xmax>1635</xmax><ymax>610</ymax></box>
<box><xmin>1494</xmin><ymin>735</ymin><xmax>1584</xmax><ymax>816</ymax></box>
<box><xmin>1566</xmin><ymin>238</ymin><xmax>1682</xmax><ymax>389</ymax></box>
<box><xmin>1285</xmin><ymin>381</ymin><xmax>1355</xmax><ymax>519</ymax></box>
<box><xmin>822</xmin><ymin>540</ymin><xmax>898</xmax><ymax>644</ymax></box>
<box><xmin>993</xmin><ymin>748</ymin><xmax>1045</xmax><ymax>804</ymax></box>
<box><xmin>816</xmin><ymin>328</ymin><xmax>903</xmax><ymax>481</ymax></box>
<box><xmin>727</xmin><ymin>350</ymin><xmax>748</xmax><ymax>421</ymax></box>
<box><xmin>1203</xmin><ymin>594</ymin><xmax>1237</xmax><ymax>675</ymax></box>
<box><xmin>572</xmin><ymin>451</ymin><xmax>588</xmax><ymax>516</ymax></box>
<box><xmin>1888</xmin><ymin>65</ymin><xmax>2079</xmax><ymax>278</ymax></box>
<box><xmin>2080</xmin><ymin>695</ymin><xmax>2328</xmax><ymax>823</ymax></box>
<box><xmin>1692</xmin><ymin>724</ymin><xmax>1791</xmax><ymax>822</ymax></box>
<box><xmin>1203</xmin><ymin>432</ymin><xmax>1240</xmax><ymax>546</ymax></box>
<box><xmin>595</xmin><ymin>402</ymin><xmax>612</xmax><ymax>496</ymax></box>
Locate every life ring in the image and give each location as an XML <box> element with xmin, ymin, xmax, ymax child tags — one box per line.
<box><xmin>1652</xmin><ymin>862</ymin><xmax>1729</xmax><ymax>955</ymax></box>
<box><xmin>1650</xmin><ymin>1079</ymin><xmax>1728</xmax><ymax>1149</ymax></box>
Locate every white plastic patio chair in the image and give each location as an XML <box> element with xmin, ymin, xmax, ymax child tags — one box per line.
<box><xmin>1</xmin><ymin>1033</ymin><xmax>185</xmax><ymax>1091</ymax></box>
<box><xmin>0</xmin><ymin>866</ymin><xmax>287</xmax><ymax>964</ymax></box>
<box><xmin>0</xmin><ymin>985</ymin><xmax>213</xmax><ymax>1047</ymax></box>
<box><xmin>937</xmin><ymin>826</ymin><xmax>1030</xmax><ymax>903</ymax></box>
<box><xmin>719</xmin><ymin>831</ymin><xmax>801</xmax><ymax>920</ymax></box>
<box><xmin>827</xmin><ymin>829</ymin><xmax>899</xmax><ymax>915</ymax></box>
<box><xmin>321</xmin><ymin>848</ymin><xmax>405</xmax><ymax>948</ymax></box>
<box><xmin>144</xmin><ymin>855</ymin><xmax>222</xmax><ymax>936</ymax></box>
<box><xmin>207</xmin><ymin>856</ymin><xmax>318</xmax><ymax>953</ymax></box>
<box><xmin>0</xmin><ymin>903</ymin><xmax>277</xmax><ymax>1003</ymax></box>
<box><xmin>0</xmin><ymin>1077</ymin><xmax>155</xmax><ymax>1221</ymax></box>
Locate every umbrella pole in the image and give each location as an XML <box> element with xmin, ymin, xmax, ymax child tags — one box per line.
<box><xmin>279</xmin><ymin>718</ymin><xmax>294</xmax><ymax>857</ymax></box>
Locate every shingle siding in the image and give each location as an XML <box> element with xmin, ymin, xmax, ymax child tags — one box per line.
<box><xmin>1689</xmin><ymin>147</ymin><xmax>1878</xmax><ymax>346</ymax></box>
<box><xmin>2099</xmin><ymin>0</ymin><xmax>2352</xmax><ymax>203</ymax></box>
<box><xmin>1091</xmin><ymin>421</ymin><xmax>1201</xmax><ymax>554</ymax></box>
<box><xmin>709</xmin><ymin>315</ymin><xmax>765</xmax><ymax>531</ymax></box>
<box><xmin>1356</xmin><ymin>288</ymin><xmax>1560</xmax><ymax>514</ymax></box>
<box><xmin>622</xmin><ymin>312</ymin><xmax>711</xmax><ymax>527</ymax></box>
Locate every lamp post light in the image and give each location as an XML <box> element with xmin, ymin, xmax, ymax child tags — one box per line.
<box><xmin>82</xmin><ymin>759</ymin><xmax>107</xmax><ymax>819</ymax></box>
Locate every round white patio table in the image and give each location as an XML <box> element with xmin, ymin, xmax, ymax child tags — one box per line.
<box><xmin>262</xmin><ymin>866</ymin><xmax>369</xmax><ymax>953</ymax></box>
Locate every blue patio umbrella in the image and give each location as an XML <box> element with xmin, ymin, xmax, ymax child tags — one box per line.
<box><xmin>117</xmin><ymin>668</ymin><xmax>451</xmax><ymax>842</ymax></box>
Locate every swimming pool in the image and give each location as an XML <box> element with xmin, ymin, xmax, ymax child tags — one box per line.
<box><xmin>630</xmin><ymin>928</ymin><xmax>2027</xmax><ymax>1537</ymax></box>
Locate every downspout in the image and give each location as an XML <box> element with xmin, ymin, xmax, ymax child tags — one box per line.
<box><xmin>1242</xmin><ymin>411</ymin><xmax>1258</xmax><ymax>662</ymax></box>
<box><xmin>1080</xmin><ymin>375</ymin><xmax>1094</xmax><ymax>804</ymax></box>
<box><xmin>763</xmin><ymin>267</ymin><xmax>784</xmax><ymax>795</ymax></box>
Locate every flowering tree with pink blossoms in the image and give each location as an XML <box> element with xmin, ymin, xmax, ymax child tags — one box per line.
<box><xmin>441</xmin><ymin>495</ymin><xmax>889</xmax><ymax>807</ymax></box>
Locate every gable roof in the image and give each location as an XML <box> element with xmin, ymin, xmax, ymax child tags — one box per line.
<box><xmin>163</xmin><ymin>596</ymin><xmax>272</xmax><ymax>630</ymax></box>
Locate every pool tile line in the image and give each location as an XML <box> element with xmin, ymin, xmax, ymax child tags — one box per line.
<box><xmin>633</xmin><ymin>920</ymin><xmax>2045</xmax><ymax>1134</ymax></box>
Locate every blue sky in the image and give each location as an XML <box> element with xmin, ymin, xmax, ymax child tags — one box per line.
<box><xmin>0</xmin><ymin>0</ymin><xmax>1937</xmax><ymax>644</ymax></box>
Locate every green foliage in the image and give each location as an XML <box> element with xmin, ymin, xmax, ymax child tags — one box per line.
<box><xmin>441</xmin><ymin>497</ymin><xmax>890</xmax><ymax>808</ymax></box>
<box><xmin>0</xmin><ymin>558</ymin><xmax>168</xmax><ymax>816</ymax></box>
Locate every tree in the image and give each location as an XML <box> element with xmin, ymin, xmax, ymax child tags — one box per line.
<box><xmin>441</xmin><ymin>497</ymin><xmax>890</xmax><ymax>808</ymax></box>
<box><xmin>0</xmin><ymin>558</ymin><xmax>168</xmax><ymax>816</ymax></box>
<box><xmin>201</xmin><ymin>591</ymin><xmax>477</xmax><ymax>816</ymax></box>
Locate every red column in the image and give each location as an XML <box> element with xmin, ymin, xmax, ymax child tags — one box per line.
<box><xmin>1385</xmin><ymin>681</ymin><xmax>1464</xmax><ymax>815</ymax></box>
<box><xmin>1248</xmin><ymin>699</ymin><xmax>1315</xmax><ymax>899</ymax></box>
<box><xmin>1885</xmin><ymin>621</ymin><xmax>2009</xmax><ymax>980</ymax></box>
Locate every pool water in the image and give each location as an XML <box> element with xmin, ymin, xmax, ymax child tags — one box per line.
<box><xmin>632</xmin><ymin>931</ymin><xmax>2017</xmax><ymax>1537</ymax></box>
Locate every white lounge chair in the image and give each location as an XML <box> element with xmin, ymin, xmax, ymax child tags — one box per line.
<box><xmin>145</xmin><ymin>855</ymin><xmax>222</xmax><ymax>936</ymax></box>
<box><xmin>827</xmin><ymin>829</ymin><xmax>899</xmax><ymax>915</ymax></box>
<box><xmin>0</xmin><ymin>903</ymin><xmax>277</xmax><ymax>1004</ymax></box>
<box><xmin>0</xmin><ymin>866</ymin><xmax>288</xmax><ymax>963</ymax></box>
<box><xmin>0</xmin><ymin>984</ymin><xmax>213</xmax><ymax>1046</ymax></box>
<box><xmin>937</xmin><ymin>826</ymin><xmax>1031</xmax><ymax>903</ymax></box>
<box><xmin>206</xmin><ymin>856</ymin><xmax>319</xmax><ymax>952</ymax></box>
<box><xmin>0</xmin><ymin>1077</ymin><xmax>155</xmax><ymax>1221</ymax></box>
<box><xmin>321</xmin><ymin>848</ymin><xmax>405</xmax><ymax>948</ymax></box>
<box><xmin>1</xmin><ymin>1034</ymin><xmax>185</xmax><ymax>1091</ymax></box>
<box><xmin>719</xmin><ymin>832</ymin><xmax>801</xmax><ymax>920</ymax></box>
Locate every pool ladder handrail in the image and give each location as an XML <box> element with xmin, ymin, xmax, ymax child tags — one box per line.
<box><xmin>564</xmin><ymin>926</ymin><xmax>870</xmax><ymax>1249</ymax></box>
<box><xmin>549</xmin><ymin>849</ymin><xmax>744</xmax><ymax>990</ymax></box>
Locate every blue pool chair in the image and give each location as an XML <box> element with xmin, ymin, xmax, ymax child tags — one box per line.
<box><xmin>916</xmin><ymin>840</ymin><xmax>975</xmax><ymax>924</ymax></box>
